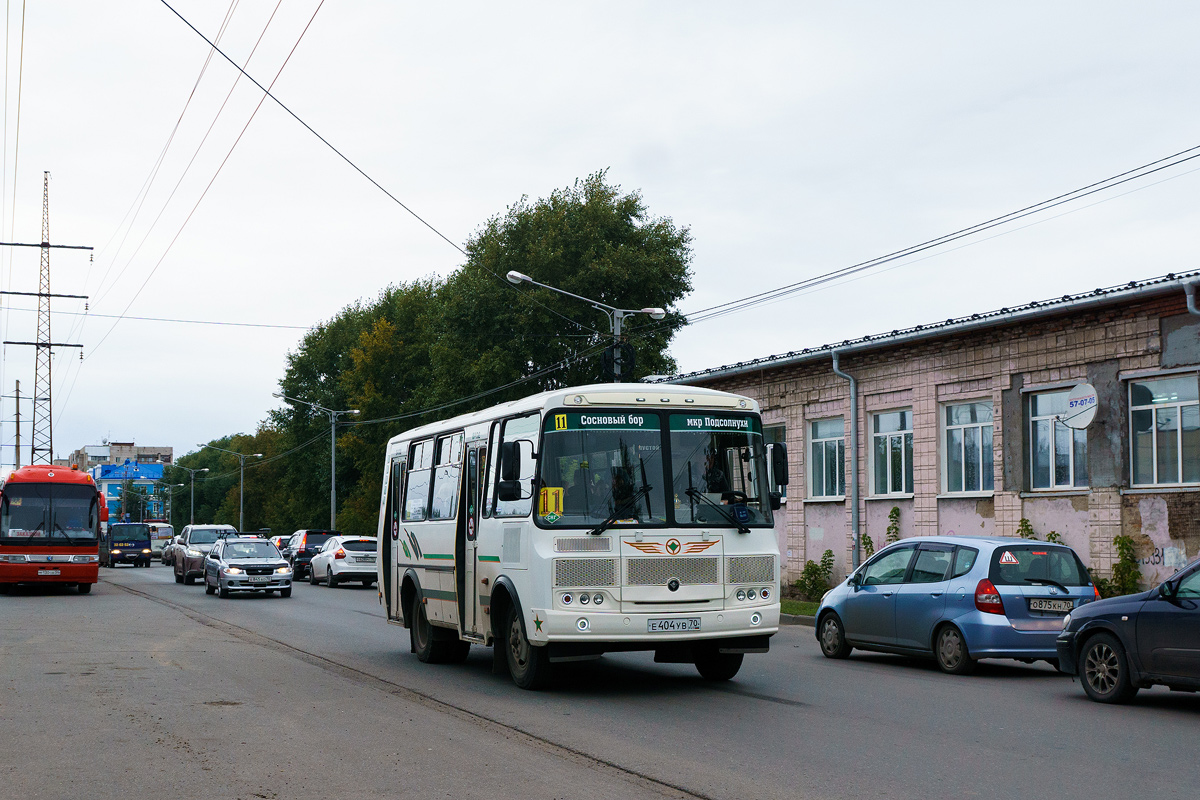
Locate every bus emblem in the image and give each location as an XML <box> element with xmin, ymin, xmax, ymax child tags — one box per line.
<box><xmin>666</xmin><ymin>538</ymin><xmax>681</xmax><ymax>555</ymax></box>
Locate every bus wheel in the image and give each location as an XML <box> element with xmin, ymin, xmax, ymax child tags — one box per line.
<box><xmin>0</xmin><ymin>584</ymin><xmax>10</xmax><ymax>594</ymax></box>
<box><xmin>412</xmin><ymin>597</ymin><xmax>437</xmax><ymax>663</ymax></box>
<box><xmin>78</xmin><ymin>583</ymin><xmax>92</xmax><ymax>594</ymax></box>
<box><xmin>694</xmin><ymin>649</ymin><xmax>744</xmax><ymax>681</ymax></box>
<box><xmin>505</xmin><ymin>605</ymin><xmax>550</xmax><ymax>690</ymax></box>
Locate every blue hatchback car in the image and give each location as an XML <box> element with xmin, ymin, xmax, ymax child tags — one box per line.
<box><xmin>815</xmin><ymin>536</ymin><xmax>1098</xmax><ymax>674</ymax></box>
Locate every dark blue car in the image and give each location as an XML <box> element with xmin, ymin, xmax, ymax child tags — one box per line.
<box><xmin>1056</xmin><ymin>557</ymin><xmax>1200</xmax><ymax>703</ymax></box>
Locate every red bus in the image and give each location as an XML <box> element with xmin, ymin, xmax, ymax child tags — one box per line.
<box><xmin>0</xmin><ymin>465</ymin><xmax>105</xmax><ymax>593</ymax></box>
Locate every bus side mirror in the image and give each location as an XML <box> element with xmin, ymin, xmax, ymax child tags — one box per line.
<box><xmin>500</xmin><ymin>441</ymin><xmax>520</xmax><ymax>482</ymax></box>
<box><xmin>497</xmin><ymin>480</ymin><xmax>522</xmax><ymax>502</ymax></box>
<box><xmin>769</xmin><ymin>443</ymin><xmax>789</xmax><ymax>486</ymax></box>
<box><xmin>769</xmin><ymin>491</ymin><xmax>783</xmax><ymax>511</ymax></box>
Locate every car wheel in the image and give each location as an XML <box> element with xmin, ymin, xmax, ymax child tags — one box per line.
<box><xmin>205</xmin><ymin>575</ymin><xmax>216</xmax><ymax>595</ymax></box>
<box><xmin>935</xmin><ymin>624</ymin><xmax>976</xmax><ymax>675</ymax></box>
<box><xmin>309</xmin><ymin>567</ymin><xmax>319</xmax><ymax>585</ymax></box>
<box><xmin>505</xmin><ymin>604</ymin><xmax>550</xmax><ymax>689</ymax></box>
<box><xmin>280</xmin><ymin>587</ymin><xmax>292</xmax><ymax>598</ymax></box>
<box><xmin>694</xmin><ymin>648</ymin><xmax>744</xmax><ymax>680</ymax></box>
<box><xmin>78</xmin><ymin>582</ymin><xmax>92</xmax><ymax>594</ymax></box>
<box><xmin>1081</xmin><ymin>633</ymin><xmax>1139</xmax><ymax>704</ymax></box>
<box><xmin>327</xmin><ymin>568</ymin><xmax>338</xmax><ymax>588</ymax></box>
<box><xmin>218</xmin><ymin>581</ymin><xmax>229</xmax><ymax>599</ymax></box>
<box><xmin>818</xmin><ymin>613</ymin><xmax>853</xmax><ymax>659</ymax></box>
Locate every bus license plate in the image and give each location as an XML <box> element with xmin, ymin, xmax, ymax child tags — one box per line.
<box><xmin>648</xmin><ymin>618</ymin><xmax>701</xmax><ymax>633</ymax></box>
<box><xmin>37</xmin><ymin>568</ymin><xmax>60</xmax><ymax>576</ymax></box>
<box><xmin>1028</xmin><ymin>598</ymin><xmax>1073</xmax><ymax>613</ymax></box>
<box><xmin>250</xmin><ymin>575</ymin><xmax>269</xmax><ymax>584</ymax></box>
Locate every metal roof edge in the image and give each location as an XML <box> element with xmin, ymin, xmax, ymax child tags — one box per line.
<box><xmin>659</xmin><ymin>270</ymin><xmax>1200</xmax><ymax>385</ymax></box>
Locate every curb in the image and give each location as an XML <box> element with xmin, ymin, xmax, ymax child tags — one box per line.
<box><xmin>781</xmin><ymin>613</ymin><xmax>815</xmax><ymax>627</ymax></box>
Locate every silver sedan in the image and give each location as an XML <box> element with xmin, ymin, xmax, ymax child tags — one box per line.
<box><xmin>203</xmin><ymin>537</ymin><xmax>293</xmax><ymax>598</ymax></box>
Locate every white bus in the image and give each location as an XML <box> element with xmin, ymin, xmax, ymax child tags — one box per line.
<box><xmin>375</xmin><ymin>383</ymin><xmax>788</xmax><ymax>689</ymax></box>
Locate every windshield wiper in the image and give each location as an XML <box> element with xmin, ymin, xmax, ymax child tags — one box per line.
<box><xmin>1024</xmin><ymin>577</ymin><xmax>1071</xmax><ymax>594</ymax></box>
<box><xmin>588</xmin><ymin>484</ymin><xmax>653</xmax><ymax>536</ymax></box>
<box><xmin>684</xmin><ymin>488</ymin><xmax>750</xmax><ymax>534</ymax></box>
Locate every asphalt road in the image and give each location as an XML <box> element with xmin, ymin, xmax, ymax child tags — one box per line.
<box><xmin>3</xmin><ymin>566</ymin><xmax>1197</xmax><ymax>800</ymax></box>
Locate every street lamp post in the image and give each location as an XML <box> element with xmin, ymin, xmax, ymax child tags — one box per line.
<box><xmin>153</xmin><ymin>480</ymin><xmax>185</xmax><ymax>521</ymax></box>
<box><xmin>197</xmin><ymin>444</ymin><xmax>262</xmax><ymax>531</ymax></box>
<box><xmin>273</xmin><ymin>392</ymin><xmax>360</xmax><ymax>529</ymax></box>
<box><xmin>174</xmin><ymin>466</ymin><xmax>210</xmax><ymax>525</ymax></box>
<box><xmin>504</xmin><ymin>271</ymin><xmax>665</xmax><ymax>382</ymax></box>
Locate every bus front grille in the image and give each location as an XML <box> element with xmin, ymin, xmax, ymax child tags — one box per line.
<box><xmin>625</xmin><ymin>557</ymin><xmax>720</xmax><ymax>586</ymax></box>
<box><xmin>554</xmin><ymin>558</ymin><xmax>617</xmax><ymax>587</ymax></box>
<box><xmin>727</xmin><ymin>555</ymin><xmax>775</xmax><ymax>584</ymax></box>
<box><xmin>554</xmin><ymin>537</ymin><xmax>612</xmax><ymax>553</ymax></box>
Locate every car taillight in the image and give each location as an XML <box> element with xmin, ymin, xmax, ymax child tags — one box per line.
<box><xmin>1093</xmin><ymin>584</ymin><xmax>1101</xmax><ymax>601</ymax></box>
<box><xmin>974</xmin><ymin>579</ymin><xmax>1005</xmax><ymax>615</ymax></box>
<box><xmin>334</xmin><ymin>549</ymin><xmax>346</xmax><ymax>560</ymax></box>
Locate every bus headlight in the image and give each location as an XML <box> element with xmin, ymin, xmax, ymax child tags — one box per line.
<box><xmin>141</xmin><ymin>549</ymin><xmax>152</xmax><ymax>554</ymax></box>
<box><xmin>71</xmin><ymin>555</ymin><xmax>98</xmax><ymax>563</ymax></box>
<box><xmin>111</xmin><ymin>549</ymin><xmax>121</xmax><ymax>555</ymax></box>
<box><xmin>0</xmin><ymin>554</ymin><xmax>27</xmax><ymax>563</ymax></box>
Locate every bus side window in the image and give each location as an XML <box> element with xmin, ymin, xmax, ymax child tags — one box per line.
<box><xmin>482</xmin><ymin>422</ymin><xmax>499</xmax><ymax>518</ymax></box>
<box><xmin>494</xmin><ymin>414</ymin><xmax>539</xmax><ymax>518</ymax></box>
<box><xmin>403</xmin><ymin>440</ymin><xmax>434</xmax><ymax>522</ymax></box>
<box><xmin>430</xmin><ymin>433</ymin><xmax>464</xmax><ymax>520</ymax></box>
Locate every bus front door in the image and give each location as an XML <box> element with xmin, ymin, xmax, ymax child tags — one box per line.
<box><xmin>384</xmin><ymin>458</ymin><xmax>404</xmax><ymax>621</ymax></box>
<box><xmin>457</xmin><ymin>445</ymin><xmax>484</xmax><ymax>637</ymax></box>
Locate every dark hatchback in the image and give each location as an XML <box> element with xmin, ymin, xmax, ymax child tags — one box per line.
<box><xmin>1057</xmin><ymin>557</ymin><xmax>1200</xmax><ymax>703</ymax></box>
<box><xmin>283</xmin><ymin>529</ymin><xmax>339</xmax><ymax>580</ymax></box>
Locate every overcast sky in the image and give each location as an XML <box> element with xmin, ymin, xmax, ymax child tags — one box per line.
<box><xmin>0</xmin><ymin>1</ymin><xmax>1197</xmax><ymax>470</ymax></box>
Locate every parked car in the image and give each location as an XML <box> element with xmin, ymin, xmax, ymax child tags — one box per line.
<box><xmin>308</xmin><ymin>536</ymin><xmax>378</xmax><ymax>587</ymax></box>
<box><xmin>282</xmin><ymin>529</ymin><xmax>339</xmax><ymax>580</ymax></box>
<box><xmin>816</xmin><ymin>536</ymin><xmax>1098</xmax><ymax>674</ymax></box>
<box><xmin>172</xmin><ymin>524</ymin><xmax>238</xmax><ymax>585</ymax></box>
<box><xmin>1056</xmin><ymin>556</ymin><xmax>1200</xmax><ymax>703</ymax></box>
<box><xmin>203</xmin><ymin>537</ymin><xmax>292</xmax><ymax>598</ymax></box>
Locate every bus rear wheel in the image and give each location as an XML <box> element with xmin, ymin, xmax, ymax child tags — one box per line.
<box><xmin>505</xmin><ymin>605</ymin><xmax>550</xmax><ymax>690</ymax></box>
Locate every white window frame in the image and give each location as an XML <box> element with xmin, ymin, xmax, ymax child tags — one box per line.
<box><xmin>764</xmin><ymin>424</ymin><xmax>787</xmax><ymax>503</ymax></box>
<box><xmin>808</xmin><ymin>417</ymin><xmax>845</xmax><ymax>500</ymax></box>
<box><xmin>870</xmin><ymin>409</ymin><xmax>913</xmax><ymax>497</ymax></box>
<box><xmin>1129</xmin><ymin>374</ymin><xmax>1200</xmax><ymax>487</ymax></box>
<box><xmin>942</xmin><ymin>400</ymin><xmax>994</xmax><ymax>495</ymax></box>
<box><xmin>1028</xmin><ymin>390</ymin><xmax>1088</xmax><ymax>490</ymax></box>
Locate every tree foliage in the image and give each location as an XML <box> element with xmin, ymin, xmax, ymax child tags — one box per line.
<box><xmin>172</xmin><ymin>172</ymin><xmax>693</xmax><ymax>537</ymax></box>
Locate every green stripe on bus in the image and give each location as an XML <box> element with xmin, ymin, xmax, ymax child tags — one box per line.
<box><xmin>423</xmin><ymin>589</ymin><xmax>457</xmax><ymax>601</ymax></box>
<box><xmin>477</xmin><ymin>555</ymin><xmax>500</xmax><ymax>562</ymax></box>
<box><xmin>424</xmin><ymin>553</ymin><xmax>454</xmax><ymax>560</ymax></box>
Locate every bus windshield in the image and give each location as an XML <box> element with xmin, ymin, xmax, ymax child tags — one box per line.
<box><xmin>538</xmin><ymin>412</ymin><xmax>668</xmax><ymax>527</ymax></box>
<box><xmin>0</xmin><ymin>483</ymin><xmax>100</xmax><ymax>545</ymax></box>
<box><xmin>669</xmin><ymin>413</ymin><xmax>773</xmax><ymax>527</ymax></box>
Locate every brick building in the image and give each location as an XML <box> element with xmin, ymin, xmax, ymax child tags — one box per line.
<box><xmin>672</xmin><ymin>271</ymin><xmax>1200</xmax><ymax>587</ymax></box>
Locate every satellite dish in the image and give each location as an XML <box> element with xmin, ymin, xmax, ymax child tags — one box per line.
<box><xmin>1060</xmin><ymin>383</ymin><xmax>1098</xmax><ymax>429</ymax></box>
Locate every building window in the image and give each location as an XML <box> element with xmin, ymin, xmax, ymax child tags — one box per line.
<box><xmin>871</xmin><ymin>410</ymin><xmax>913</xmax><ymax>495</ymax></box>
<box><xmin>1029</xmin><ymin>390</ymin><xmax>1087</xmax><ymax>489</ymax></box>
<box><xmin>944</xmin><ymin>401</ymin><xmax>994</xmax><ymax>493</ymax></box>
<box><xmin>809</xmin><ymin>417</ymin><xmax>845</xmax><ymax>498</ymax></box>
<box><xmin>1130</xmin><ymin>375</ymin><xmax>1200</xmax><ymax>486</ymax></box>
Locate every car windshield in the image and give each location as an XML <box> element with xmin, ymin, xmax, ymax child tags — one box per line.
<box><xmin>537</xmin><ymin>411</ymin><xmax>668</xmax><ymax>528</ymax></box>
<box><xmin>342</xmin><ymin>539</ymin><xmax>376</xmax><ymax>552</ymax></box>
<box><xmin>188</xmin><ymin>529</ymin><xmax>226</xmax><ymax>544</ymax></box>
<box><xmin>109</xmin><ymin>525</ymin><xmax>150</xmax><ymax>543</ymax></box>
<box><xmin>668</xmin><ymin>413</ymin><xmax>773</xmax><ymax>527</ymax></box>
<box><xmin>989</xmin><ymin>545</ymin><xmax>1090</xmax><ymax>586</ymax></box>
<box><xmin>0</xmin><ymin>483</ymin><xmax>100</xmax><ymax>545</ymax></box>
<box><xmin>224</xmin><ymin>542</ymin><xmax>279</xmax><ymax>559</ymax></box>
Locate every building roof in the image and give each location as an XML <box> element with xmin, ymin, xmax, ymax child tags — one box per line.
<box><xmin>664</xmin><ymin>270</ymin><xmax>1200</xmax><ymax>384</ymax></box>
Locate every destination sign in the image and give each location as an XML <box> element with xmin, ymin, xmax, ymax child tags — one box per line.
<box><xmin>669</xmin><ymin>414</ymin><xmax>760</xmax><ymax>434</ymax></box>
<box><xmin>547</xmin><ymin>412</ymin><xmax>660</xmax><ymax>432</ymax></box>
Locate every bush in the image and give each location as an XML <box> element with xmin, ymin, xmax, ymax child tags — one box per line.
<box><xmin>1016</xmin><ymin>518</ymin><xmax>1037</xmax><ymax>540</ymax></box>
<box><xmin>886</xmin><ymin>507</ymin><xmax>901</xmax><ymax>544</ymax></box>
<box><xmin>794</xmin><ymin>549</ymin><xmax>836</xmax><ymax>601</ymax></box>
<box><xmin>1111</xmin><ymin>535</ymin><xmax>1143</xmax><ymax>596</ymax></box>
<box><xmin>861</xmin><ymin>532</ymin><xmax>875</xmax><ymax>560</ymax></box>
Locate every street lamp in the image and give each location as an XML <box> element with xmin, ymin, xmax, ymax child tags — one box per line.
<box><xmin>197</xmin><ymin>444</ymin><xmax>262</xmax><ymax>531</ymax></box>
<box><xmin>173</xmin><ymin>465</ymin><xmax>210</xmax><ymax>525</ymax></box>
<box><xmin>154</xmin><ymin>480</ymin><xmax>185</xmax><ymax>522</ymax></box>
<box><xmin>505</xmin><ymin>270</ymin><xmax>665</xmax><ymax>382</ymax></box>
<box><xmin>273</xmin><ymin>392</ymin><xmax>360</xmax><ymax>529</ymax></box>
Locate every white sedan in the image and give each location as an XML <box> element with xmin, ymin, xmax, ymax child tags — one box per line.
<box><xmin>308</xmin><ymin>536</ymin><xmax>378</xmax><ymax>588</ymax></box>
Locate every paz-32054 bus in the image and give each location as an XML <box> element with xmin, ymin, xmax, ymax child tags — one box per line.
<box><xmin>0</xmin><ymin>465</ymin><xmax>104</xmax><ymax>593</ymax></box>
<box><xmin>376</xmin><ymin>383</ymin><xmax>788</xmax><ymax>689</ymax></box>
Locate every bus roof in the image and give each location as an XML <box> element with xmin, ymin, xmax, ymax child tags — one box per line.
<box><xmin>4</xmin><ymin>464</ymin><xmax>97</xmax><ymax>487</ymax></box>
<box><xmin>385</xmin><ymin>382</ymin><xmax>760</xmax><ymax>451</ymax></box>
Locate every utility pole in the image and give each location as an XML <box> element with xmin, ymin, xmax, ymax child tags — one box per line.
<box><xmin>13</xmin><ymin>380</ymin><xmax>20</xmax><ymax>469</ymax></box>
<box><xmin>0</xmin><ymin>172</ymin><xmax>91</xmax><ymax>465</ymax></box>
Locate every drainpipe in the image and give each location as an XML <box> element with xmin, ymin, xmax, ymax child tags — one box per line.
<box><xmin>1187</xmin><ymin>282</ymin><xmax>1200</xmax><ymax>317</ymax></box>
<box><xmin>832</xmin><ymin>351</ymin><xmax>861</xmax><ymax>568</ymax></box>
